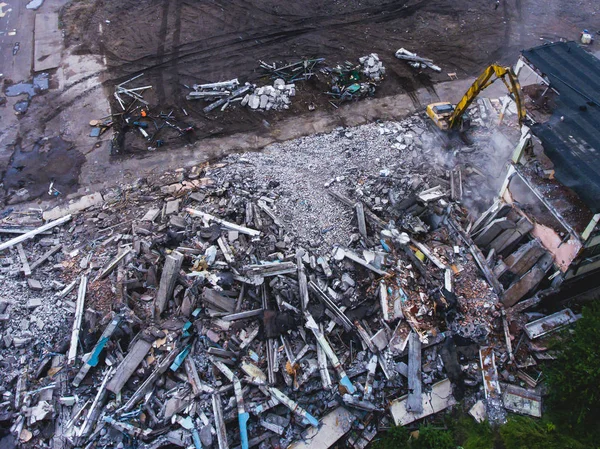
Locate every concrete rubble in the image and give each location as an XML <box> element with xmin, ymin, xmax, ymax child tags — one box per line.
<box><xmin>358</xmin><ymin>54</ymin><xmax>386</xmax><ymax>82</ymax></box>
<box><xmin>243</xmin><ymin>79</ymin><xmax>296</xmax><ymax>112</ymax></box>
<box><xmin>0</xmin><ymin>109</ymin><xmax>577</xmax><ymax>449</ymax></box>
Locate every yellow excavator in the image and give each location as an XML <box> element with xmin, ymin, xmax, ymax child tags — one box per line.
<box><xmin>426</xmin><ymin>64</ymin><xmax>526</xmax><ymax>130</ymax></box>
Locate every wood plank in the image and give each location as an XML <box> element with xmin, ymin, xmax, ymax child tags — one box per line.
<box><xmin>473</xmin><ymin>217</ymin><xmax>515</xmax><ymax>247</ymax></box>
<box><xmin>489</xmin><ymin>217</ymin><xmax>533</xmax><ymax>255</ymax></box>
<box><xmin>0</xmin><ymin>215</ymin><xmax>71</xmax><ymax>252</ymax></box>
<box><xmin>355</xmin><ymin>203</ymin><xmax>367</xmax><ymax>239</ymax></box>
<box><xmin>296</xmin><ymin>250</ymin><xmax>310</xmax><ymax>311</ymax></box>
<box><xmin>106</xmin><ymin>338</ymin><xmax>153</xmax><ymax>394</ymax></box>
<box><xmin>407</xmin><ymin>332</ymin><xmax>423</xmax><ymax>413</ymax></box>
<box><xmin>471</xmin><ymin>201</ymin><xmax>512</xmax><ymax>235</ymax></box>
<box><xmin>154</xmin><ymin>251</ymin><xmax>184</xmax><ymax>315</ymax></box>
<box><xmin>186</xmin><ymin>208</ymin><xmax>260</xmax><ymax>237</ymax></box>
<box><xmin>17</xmin><ymin>243</ymin><xmax>31</xmax><ymax>276</ymax></box>
<box><xmin>0</xmin><ymin>227</ymin><xmax>52</xmax><ymax>235</ymax></box>
<box><xmin>30</xmin><ymin>244</ymin><xmax>62</xmax><ymax>272</ymax></box>
<box><xmin>503</xmin><ymin>240</ymin><xmax>546</xmax><ymax>278</ymax></box>
<box><xmin>502</xmin><ymin>253</ymin><xmax>554</xmax><ymax>307</ymax></box>
<box><xmin>202</xmin><ymin>288</ymin><xmax>236</xmax><ymax>312</ymax></box>
<box><xmin>67</xmin><ymin>276</ymin><xmax>87</xmax><ymax>364</ymax></box>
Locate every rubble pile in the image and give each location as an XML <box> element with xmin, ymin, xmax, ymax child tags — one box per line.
<box><xmin>243</xmin><ymin>79</ymin><xmax>296</xmax><ymax>111</ymax></box>
<box><xmin>358</xmin><ymin>54</ymin><xmax>386</xmax><ymax>82</ymax></box>
<box><xmin>0</xmin><ymin>113</ymin><xmax>568</xmax><ymax>449</ymax></box>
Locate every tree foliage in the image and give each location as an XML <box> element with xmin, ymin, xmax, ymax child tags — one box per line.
<box><xmin>545</xmin><ymin>302</ymin><xmax>600</xmax><ymax>434</ymax></box>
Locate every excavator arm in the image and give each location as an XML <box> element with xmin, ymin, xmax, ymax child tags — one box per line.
<box><xmin>447</xmin><ymin>64</ymin><xmax>526</xmax><ymax>129</ymax></box>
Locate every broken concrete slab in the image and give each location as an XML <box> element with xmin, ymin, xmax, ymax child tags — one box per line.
<box><xmin>27</xmin><ymin>279</ymin><xmax>43</xmax><ymax>291</ymax></box>
<box><xmin>34</xmin><ymin>13</ymin><xmax>62</xmax><ymax>72</ymax></box>
<box><xmin>43</xmin><ymin>193</ymin><xmax>104</xmax><ymax>221</ymax></box>
<box><xmin>389</xmin><ymin>379</ymin><xmax>457</xmax><ymax>426</ymax></box>
<box><xmin>524</xmin><ymin>308</ymin><xmax>579</xmax><ymax>339</ymax></box>
<box><xmin>288</xmin><ymin>407</ymin><xmax>355</xmax><ymax>449</ymax></box>
<box><xmin>502</xmin><ymin>384</ymin><xmax>541</xmax><ymax>417</ymax></box>
<box><xmin>165</xmin><ymin>199</ymin><xmax>181</xmax><ymax>216</ymax></box>
<box><xmin>469</xmin><ymin>400</ymin><xmax>487</xmax><ymax>423</ymax></box>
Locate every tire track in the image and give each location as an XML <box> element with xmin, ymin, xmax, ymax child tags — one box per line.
<box><xmin>104</xmin><ymin>0</ymin><xmax>426</xmax><ymax>79</ymax></box>
<box><xmin>155</xmin><ymin>1</ymin><xmax>170</xmax><ymax>104</ymax></box>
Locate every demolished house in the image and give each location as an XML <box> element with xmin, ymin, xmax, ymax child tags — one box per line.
<box><xmin>491</xmin><ymin>41</ymin><xmax>600</xmax><ymax>299</ymax></box>
<box><xmin>0</xmin><ymin>45</ymin><xmax>594</xmax><ymax>449</ymax></box>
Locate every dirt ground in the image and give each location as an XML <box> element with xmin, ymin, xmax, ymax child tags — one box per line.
<box><xmin>2</xmin><ymin>0</ymin><xmax>599</xmax><ymax>207</ymax></box>
<box><xmin>60</xmin><ymin>0</ymin><xmax>599</xmax><ymax>148</ymax></box>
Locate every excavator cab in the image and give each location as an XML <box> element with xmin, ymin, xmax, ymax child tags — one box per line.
<box><xmin>426</xmin><ymin>102</ymin><xmax>471</xmax><ymax>131</ymax></box>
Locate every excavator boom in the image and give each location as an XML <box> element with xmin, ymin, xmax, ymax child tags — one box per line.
<box><xmin>427</xmin><ymin>64</ymin><xmax>526</xmax><ymax>131</ymax></box>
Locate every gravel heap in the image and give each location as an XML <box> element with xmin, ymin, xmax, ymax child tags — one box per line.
<box><xmin>209</xmin><ymin>114</ymin><xmax>453</xmax><ymax>252</ymax></box>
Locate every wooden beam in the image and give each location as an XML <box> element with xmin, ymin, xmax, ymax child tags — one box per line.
<box><xmin>407</xmin><ymin>332</ymin><xmax>423</xmax><ymax>413</ymax></box>
<box><xmin>296</xmin><ymin>250</ymin><xmax>310</xmax><ymax>311</ymax></box>
<box><xmin>17</xmin><ymin>243</ymin><xmax>31</xmax><ymax>277</ymax></box>
<box><xmin>106</xmin><ymin>337</ymin><xmax>153</xmax><ymax>394</ymax></box>
<box><xmin>502</xmin><ymin>253</ymin><xmax>554</xmax><ymax>307</ymax></box>
<box><xmin>489</xmin><ymin>217</ymin><xmax>533</xmax><ymax>256</ymax></box>
<box><xmin>473</xmin><ymin>217</ymin><xmax>515</xmax><ymax>247</ymax></box>
<box><xmin>355</xmin><ymin>202</ymin><xmax>367</xmax><ymax>239</ymax></box>
<box><xmin>186</xmin><ymin>208</ymin><xmax>260</xmax><ymax>237</ymax></box>
<box><xmin>0</xmin><ymin>215</ymin><xmax>71</xmax><ymax>252</ymax></box>
<box><xmin>96</xmin><ymin>247</ymin><xmax>133</xmax><ymax>281</ymax></box>
<box><xmin>502</xmin><ymin>240</ymin><xmax>545</xmax><ymax>278</ymax></box>
<box><xmin>155</xmin><ymin>251</ymin><xmax>184</xmax><ymax>315</ymax></box>
<box><xmin>29</xmin><ymin>244</ymin><xmax>62</xmax><ymax>272</ymax></box>
<box><xmin>68</xmin><ymin>276</ymin><xmax>87</xmax><ymax>364</ymax></box>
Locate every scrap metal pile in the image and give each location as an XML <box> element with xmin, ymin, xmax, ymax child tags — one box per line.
<box><xmin>105</xmin><ymin>74</ymin><xmax>197</xmax><ymax>153</ymax></box>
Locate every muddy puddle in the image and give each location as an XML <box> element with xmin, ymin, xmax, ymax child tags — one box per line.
<box><xmin>3</xmin><ymin>136</ymin><xmax>85</xmax><ymax>204</ymax></box>
<box><xmin>4</xmin><ymin>73</ymin><xmax>49</xmax><ymax>114</ymax></box>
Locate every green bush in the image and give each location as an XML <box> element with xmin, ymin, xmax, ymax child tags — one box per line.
<box><xmin>371</xmin><ymin>425</ymin><xmax>410</xmax><ymax>449</ymax></box>
<box><xmin>371</xmin><ymin>424</ymin><xmax>457</xmax><ymax>449</ymax></box>
<box><xmin>499</xmin><ymin>416</ymin><xmax>586</xmax><ymax>449</ymax></box>
<box><xmin>413</xmin><ymin>425</ymin><xmax>455</xmax><ymax>449</ymax></box>
<box><xmin>545</xmin><ymin>302</ymin><xmax>600</xmax><ymax>436</ymax></box>
<box><xmin>450</xmin><ymin>417</ymin><xmax>493</xmax><ymax>449</ymax></box>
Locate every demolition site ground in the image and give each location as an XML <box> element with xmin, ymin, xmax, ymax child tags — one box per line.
<box><xmin>62</xmin><ymin>0</ymin><xmax>595</xmax><ymax>146</ymax></box>
<box><xmin>2</xmin><ymin>0</ymin><xmax>598</xmax><ymax>206</ymax></box>
<box><xmin>1</xmin><ymin>1</ymin><xmax>600</xmax><ymax>449</ymax></box>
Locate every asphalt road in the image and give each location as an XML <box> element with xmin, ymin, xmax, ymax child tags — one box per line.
<box><xmin>0</xmin><ymin>0</ymin><xmax>35</xmax><ymax>190</ymax></box>
<box><xmin>0</xmin><ymin>0</ymin><xmax>34</xmax><ymax>83</ymax></box>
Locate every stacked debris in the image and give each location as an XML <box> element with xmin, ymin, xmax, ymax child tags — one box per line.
<box><xmin>325</xmin><ymin>54</ymin><xmax>385</xmax><ymax>104</ymax></box>
<box><xmin>242</xmin><ymin>79</ymin><xmax>296</xmax><ymax>111</ymax></box>
<box><xmin>0</xmin><ymin>165</ymin><xmax>495</xmax><ymax>449</ymax></box>
<box><xmin>0</xmin><ymin>112</ymin><xmax>578</xmax><ymax>449</ymax></box>
<box><xmin>358</xmin><ymin>53</ymin><xmax>386</xmax><ymax>82</ymax></box>
<box><xmin>186</xmin><ymin>79</ymin><xmax>253</xmax><ymax>114</ymax></box>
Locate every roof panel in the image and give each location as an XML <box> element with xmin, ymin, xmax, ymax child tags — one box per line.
<box><xmin>521</xmin><ymin>41</ymin><xmax>600</xmax><ymax>213</ymax></box>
